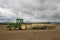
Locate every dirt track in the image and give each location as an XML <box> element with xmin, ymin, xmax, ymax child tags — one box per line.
<box><xmin>0</xmin><ymin>25</ymin><xmax>60</xmax><ymax>40</ymax></box>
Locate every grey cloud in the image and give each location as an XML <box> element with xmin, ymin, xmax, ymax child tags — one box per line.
<box><xmin>0</xmin><ymin>0</ymin><xmax>60</xmax><ymax>22</ymax></box>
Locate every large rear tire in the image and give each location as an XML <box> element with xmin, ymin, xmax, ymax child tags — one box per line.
<box><xmin>20</xmin><ymin>24</ymin><xmax>27</xmax><ymax>30</ymax></box>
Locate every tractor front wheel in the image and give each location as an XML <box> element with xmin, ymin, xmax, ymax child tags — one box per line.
<box><xmin>10</xmin><ymin>26</ymin><xmax>15</xmax><ymax>31</ymax></box>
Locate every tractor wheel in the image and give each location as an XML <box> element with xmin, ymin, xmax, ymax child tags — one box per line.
<box><xmin>10</xmin><ymin>26</ymin><xmax>15</xmax><ymax>31</ymax></box>
<box><xmin>20</xmin><ymin>24</ymin><xmax>27</xmax><ymax>30</ymax></box>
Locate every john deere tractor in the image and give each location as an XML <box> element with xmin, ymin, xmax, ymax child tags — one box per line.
<box><xmin>7</xmin><ymin>19</ymin><xmax>27</xmax><ymax>30</ymax></box>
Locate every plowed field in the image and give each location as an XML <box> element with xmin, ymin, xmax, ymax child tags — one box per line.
<box><xmin>0</xmin><ymin>25</ymin><xmax>60</xmax><ymax>40</ymax></box>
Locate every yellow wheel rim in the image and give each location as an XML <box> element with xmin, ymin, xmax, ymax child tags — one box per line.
<box><xmin>21</xmin><ymin>24</ymin><xmax>26</xmax><ymax>30</ymax></box>
<box><xmin>11</xmin><ymin>27</ymin><xmax>15</xmax><ymax>31</ymax></box>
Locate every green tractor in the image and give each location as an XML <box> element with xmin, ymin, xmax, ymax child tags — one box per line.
<box><xmin>6</xmin><ymin>19</ymin><xmax>27</xmax><ymax>30</ymax></box>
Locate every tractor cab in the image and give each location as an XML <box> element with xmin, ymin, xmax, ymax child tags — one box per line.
<box><xmin>16</xmin><ymin>19</ymin><xmax>23</xmax><ymax>29</ymax></box>
<box><xmin>16</xmin><ymin>19</ymin><xmax>23</xmax><ymax>25</ymax></box>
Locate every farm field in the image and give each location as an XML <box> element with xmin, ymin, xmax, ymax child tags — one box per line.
<box><xmin>0</xmin><ymin>25</ymin><xmax>60</xmax><ymax>40</ymax></box>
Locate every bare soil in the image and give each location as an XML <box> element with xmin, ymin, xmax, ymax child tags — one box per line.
<box><xmin>0</xmin><ymin>25</ymin><xmax>60</xmax><ymax>40</ymax></box>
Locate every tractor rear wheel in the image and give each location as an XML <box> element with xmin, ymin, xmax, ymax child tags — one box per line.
<box><xmin>20</xmin><ymin>24</ymin><xmax>27</xmax><ymax>30</ymax></box>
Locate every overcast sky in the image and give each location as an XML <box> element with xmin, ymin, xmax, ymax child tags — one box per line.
<box><xmin>0</xmin><ymin>0</ymin><xmax>60</xmax><ymax>22</ymax></box>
